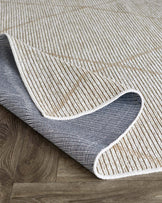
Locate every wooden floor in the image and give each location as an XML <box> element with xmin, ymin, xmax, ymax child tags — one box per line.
<box><xmin>0</xmin><ymin>105</ymin><xmax>162</xmax><ymax>203</ymax></box>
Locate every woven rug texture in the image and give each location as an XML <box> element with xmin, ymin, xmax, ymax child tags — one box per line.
<box><xmin>0</xmin><ymin>0</ymin><xmax>161</xmax><ymax>179</ymax></box>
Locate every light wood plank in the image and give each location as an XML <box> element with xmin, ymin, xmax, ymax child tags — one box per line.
<box><xmin>10</xmin><ymin>181</ymin><xmax>162</xmax><ymax>203</ymax></box>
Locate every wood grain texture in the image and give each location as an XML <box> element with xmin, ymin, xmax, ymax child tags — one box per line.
<box><xmin>0</xmin><ymin>106</ymin><xmax>25</xmax><ymax>203</ymax></box>
<box><xmin>0</xmin><ymin>177</ymin><xmax>12</xmax><ymax>203</ymax></box>
<box><xmin>15</xmin><ymin>126</ymin><xmax>59</xmax><ymax>183</ymax></box>
<box><xmin>57</xmin><ymin>152</ymin><xmax>96</xmax><ymax>182</ymax></box>
<box><xmin>10</xmin><ymin>181</ymin><xmax>162</xmax><ymax>203</ymax></box>
<box><xmin>0</xmin><ymin>105</ymin><xmax>162</xmax><ymax>203</ymax></box>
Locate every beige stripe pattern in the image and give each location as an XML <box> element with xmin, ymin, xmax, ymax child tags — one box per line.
<box><xmin>8</xmin><ymin>36</ymin><xmax>129</xmax><ymax>119</ymax></box>
<box><xmin>0</xmin><ymin>0</ymin><xmax>162</xmax><ymax>178</ymax></box>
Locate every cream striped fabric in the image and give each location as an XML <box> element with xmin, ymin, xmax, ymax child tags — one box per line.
<box><xmin>0</xmin><ymin>0</ymin><xmax>162</xmax><ymax>179</ymax></box>
<box><xmin>9</xmin><ymin>36</ymin><xmax>129</xmax><ymax>119</ymax></box>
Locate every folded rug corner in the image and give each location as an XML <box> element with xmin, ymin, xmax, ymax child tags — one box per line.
<box><xmin>0</xmin><ymin>0</ymin><xmax>161</xmax><ymax>179</ymax></box>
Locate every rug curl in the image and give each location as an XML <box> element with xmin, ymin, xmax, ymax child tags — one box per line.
<box><xmin>0</xmin><ymin>0</ymin><xmax>161</xmax><ymax>179</ymax></box>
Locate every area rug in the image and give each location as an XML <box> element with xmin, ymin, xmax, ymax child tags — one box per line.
<box><xmin>0</xmin><ymin>0</ymin><xmax>161</xmax><ymax>179</ymax></box>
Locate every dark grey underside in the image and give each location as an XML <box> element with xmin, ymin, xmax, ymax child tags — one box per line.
<box><xmin>0</xmin><ymin>35</ymin><xmax>142</xmax><ymax>172</ymax></box>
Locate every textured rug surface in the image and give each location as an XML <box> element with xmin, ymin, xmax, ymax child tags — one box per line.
<box><xmin>0</xmin><ymin>0</ymin><xmax>161</xmax><ymax>179</ymax></box>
